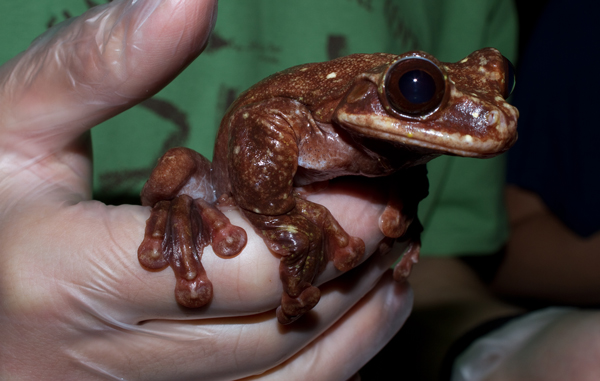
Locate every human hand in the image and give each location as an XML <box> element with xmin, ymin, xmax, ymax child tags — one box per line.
<box><xmin>454</xmin><ymin>308</ymin><xmax>600</xmax><ymax>381</ymax></box>
<box><xmin>0</xmin><ymin>1</ymin><xmax>412</xmax><ymax>380</ymax></box>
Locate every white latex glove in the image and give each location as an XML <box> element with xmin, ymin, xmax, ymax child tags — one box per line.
<box><xmin>0</xmin><ymin>1</ymin><xmax>412</xmax><ymax>380</ymax></box>
<box><xmin>454</xmin><ymin>308</ymin><xmax>600</xmax><ymax>381</ymax></box>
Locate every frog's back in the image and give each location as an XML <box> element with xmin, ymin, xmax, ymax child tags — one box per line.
<box><xmin>212</xmin><ymin>53</ymin><xmax>397</xmax><ymax>195</ymax></box>
<box><xmin>229</xmin><ymin>53</ymin><xmax>397</xmax><ymax>112</ymax></box>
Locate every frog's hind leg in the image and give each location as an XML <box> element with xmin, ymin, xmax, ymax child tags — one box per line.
<box><xmin>226</xmin><ymin>99</ymin><xmax>365</xmax><ymax>323</ymax></box>
<box><xmin>138</xmin><ymin>147</ymin><xmax>247</xmax><ymax>308</ymax></box>
<box><xmin>292</xmin><ymin>197</ymin><xmax>366</xmax><ymax>273</ymax></box>
<box><xmin>139</xmin><ymin>195</ymin><xmax>213</xmax><ymax>307</ymax></box>
<box><xmin>138</xmin><ymin>194</ymin><xmax>247</xmax><ymax>308</ymax></box>
<box><xmin>244</xmin><ymin>197</ymin><xmax>365</xmax><ymax>324</ymax></box>
<box><xmin>394</xmin><ymin>232</ymin><xmax>422</xmax><ymax>281</ymax></box>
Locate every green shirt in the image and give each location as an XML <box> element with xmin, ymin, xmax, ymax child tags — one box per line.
<box><xmin>0</xmin><ymin>0</ymin><xmax>517</xmax><ymax>256</ymax></box>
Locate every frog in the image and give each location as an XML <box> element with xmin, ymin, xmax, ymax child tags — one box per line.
<box><xmin>137</xmin><ymin>48</ymin><xmax>518</xmax><ymax>324</ymax></box>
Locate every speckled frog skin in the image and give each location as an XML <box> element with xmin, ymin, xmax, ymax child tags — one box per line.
<box><xmin>138</xmin><ymin>48</ymin><xmax>518</xmax><ymax>324</ymax></box>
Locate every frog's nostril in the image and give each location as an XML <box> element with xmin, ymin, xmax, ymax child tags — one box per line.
<box><xmin>398</xmin><ymin>69</ymin><xmax>436</xmax><ymax>104</ymax></box>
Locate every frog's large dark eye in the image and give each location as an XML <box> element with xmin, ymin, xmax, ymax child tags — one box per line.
<box><xmin>502</xmin><ymin>56</ymin><xmax>516</xmax><ymax>99</ymax></box>
<box><xmin>385</xmin><ymin>57</ymin><xmax>446</xmax><ymax>116</ymax></box>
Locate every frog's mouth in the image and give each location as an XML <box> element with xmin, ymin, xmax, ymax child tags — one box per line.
<box><xmin>336</xmin><ymin>111</ymin><xmax>517</xmax><ymax>159</ymax></box>
<box><xmin>334</xmin><ymin>84</ymin><xmax>518</xmax><ymax>158</ymax></box>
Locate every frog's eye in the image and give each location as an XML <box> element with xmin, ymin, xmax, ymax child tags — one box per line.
<box><xmin>502</xmin><ymin>56</ymin><xmax>516</xmax><ymax>99</ymax></box>
<box><xmin>385</xmin><ymin>57</ymin><xmax>446</xmax><ymax>116</ymax></box>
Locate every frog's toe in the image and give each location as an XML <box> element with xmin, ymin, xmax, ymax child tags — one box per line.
<box><xmin>175</xmin><ymin>275</ymin><xmax>213</xmax><ymax>308</ymax></box>
<box><xmin>139</xmin><ymin>195</ymin><xmax>215</xmax><ymax>308</ymax></box>
<box><xmin>331</xmin><ymin>235</ymin><xmax>365</xmax><ymax>272</ymax></box>
<box><xmin>194</xmin><ymin>199</ymin><xmax>247</xmax><ymax>258</ymax></box>
<box><xmin>378</xmin><ymin>202</ymin><xmax>412</xmax><ymax>238</ymax></box>
<box><xmin>276</xmin><ymin>286</ymin><xmax>321</xmax><ymax>325</ymax></box>
<box><xmin>168</xmin><ymin>195</ymin><xmax>214</xmax><ymax>308</ymax></box>
<box><xmin>138</xmin><ymin>200</ymin><xmax>170</xmax><ymax>270</ymax></box>
<box><xmin>320</xmin><ymin>204</ymin><xmax>366</xmax><ymax>272</ymax></box>
<box><xmin>393</xmin><ymin>239</ymin><xmax>421</xmax><ymax>281</ymax></box>
<box><xmin>211</xmin><ymin>226</ymin><xmax>247</xmax><ymax>258</ymax></box>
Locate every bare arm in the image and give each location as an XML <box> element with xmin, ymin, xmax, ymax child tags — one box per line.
<box><xmin>492</xmin><ymin>185</ymin><xmax>600</xmax><ymax>305</ymax></box>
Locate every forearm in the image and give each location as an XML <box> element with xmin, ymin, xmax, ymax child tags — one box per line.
<box><xmin>492</xmin><ymin>185</ymin><xmax>600</xmax><ymax>305</ymax></box>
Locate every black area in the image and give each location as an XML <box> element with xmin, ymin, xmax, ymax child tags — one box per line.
<box><xmin>514</xmin><ymin>0</ymin><xmax>551</xmax><ymax>60</ymax></box>
<box><xmin>94</xmin><ymin>193</ymin><xmax>142</xmax><ymax>206</ymax></box>
<box><xmin>459</xmin><ymin>248</ymin><xmax>507</xmax><ymax>285</ymax></box>
<box><xmin>507</xmin><ymin>0</ymin><xmax>600</xmax><ymax>237</ymax></box>
<box><xmin>359</xmin><ymin>306</ymin><xmax>445</xmax><ymax>380</ymax></box>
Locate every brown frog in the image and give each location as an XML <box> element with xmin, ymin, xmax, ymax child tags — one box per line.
<box><xmin>138</xmin><ymin>48</ymin><xmax>518</xmax><ymax>324</ymax></box>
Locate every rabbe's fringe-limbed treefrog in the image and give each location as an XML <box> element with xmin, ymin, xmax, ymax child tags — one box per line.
<box><xmin>137</xmin><ymin>48</ymin><xmax>518</xmax><ymax>324</ymax></box>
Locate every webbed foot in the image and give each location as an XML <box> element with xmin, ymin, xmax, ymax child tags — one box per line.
<box><xmin>245</xmin><ymin>197</ymin><xmax>365</xmax><ymax>324</ymax></box>
<box><xmin>138</xmin><ymin>148</ymin><xmax>247</xmax><ymax>308</ymax></box>
<box><xmin>138</xmin><ymin>195</ymin><xmax>247</xmax><ymax>307</ymax></box>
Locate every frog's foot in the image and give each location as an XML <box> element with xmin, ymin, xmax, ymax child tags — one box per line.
<box><xmin>194</xmin><ymin>198</ymin><xmax>248</xmax><ymax>258</ymax></box>
<box><xmin>244</xmin><ymin>198</ymin><xmax>365</xmax><ymax>324</ymax></box>
<box><xmin>138</xmin><ymin>195</ymin><xmax>247</xmax><ymax>308</ymax></box>
<box><xmin>318</xmin><ymin>206</ymin><xmax>366</xmax><ymax>272</ymax></box>
<box><xmin>393</xmin><ymin>239</ymin><xmax>421</xmax><ymax>282</ymax></box>
<box><xmin>276</xmin><ymin>285</ymin><xmax>321</xmax><ymax>325</ymax></box>
<box><xmin>378</xmin><ymin>195</ymin><xmax>413</xmax><ymax>239</ymax></box>
<box><xmin>378</xmin><ymin>165</ymin><xmax>429</xmax><ymax>239</ymax></box>
<box><xmin>138</xmin><ymin>195</ymin><xmax>212</xmax><ymax>307</ymax></box>
<box><xmin>392</xmin><ymin>216</ymin><xmax>424</xmax><ymax>281</ymax></box>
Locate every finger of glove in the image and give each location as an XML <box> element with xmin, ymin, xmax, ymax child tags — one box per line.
<box><xmin>240</xmin><ymin>272</ymin><xmax>412</xmax><ymax>381</ymax></box>
<box><xmin>57</xmin><ymin>245</ymin><xmax>411</xmax><ymax>381</ymax></box>
<box><xmin>31</xmin><ymin>179</ymin><xmax>390</xmax><ymax>323</ymax></box>
<box><xmin>1</xmin><ymin>199</ymin><xmax>405</xmax><ymax>379</ymax></box>
<box><xmin>0</xmin><ymin>0</ymin><xmax>216</xmax><ymax>158</ymax></box>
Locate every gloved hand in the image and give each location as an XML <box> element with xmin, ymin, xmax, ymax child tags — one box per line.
<box><xmin>0</xmin><ymin>1</ymin><xmax>412</xmax><ymax>380</ymax></box>
<box><xmin>453</xmin><ymin>307</ymin><xmax>600</xmax><ymax>381</ymax></box>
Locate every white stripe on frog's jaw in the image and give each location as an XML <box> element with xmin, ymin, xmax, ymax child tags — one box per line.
<box><xmin>336</xmin><ymin>108</ymin><xmax>517</xmax><ymax>157</ymax></box>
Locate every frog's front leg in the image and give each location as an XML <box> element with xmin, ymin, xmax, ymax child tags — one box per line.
<box><xmin>244</xmin><ymin>197</ymin><xmax>365</xmax><ymax>324</ymax></box>
<box><xmin>378</xmin><ymin>165</ymin><xmax>429</xmax><ymax>280</ymax></box>
<box><xmin>138</xmin><ymin>147</ymin><xmax>247</xmax><ymax>308</ymax></box>
<box><xmin>226</xmin><ymin>99</ymin><xmax>365</xmax><ymax>324</ymax></box>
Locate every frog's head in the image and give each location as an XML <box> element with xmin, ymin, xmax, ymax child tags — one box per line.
<box><xmin>333</xmin><ymin>48</ymin><xmax>518</xmax><ymax>158</ymax></box>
